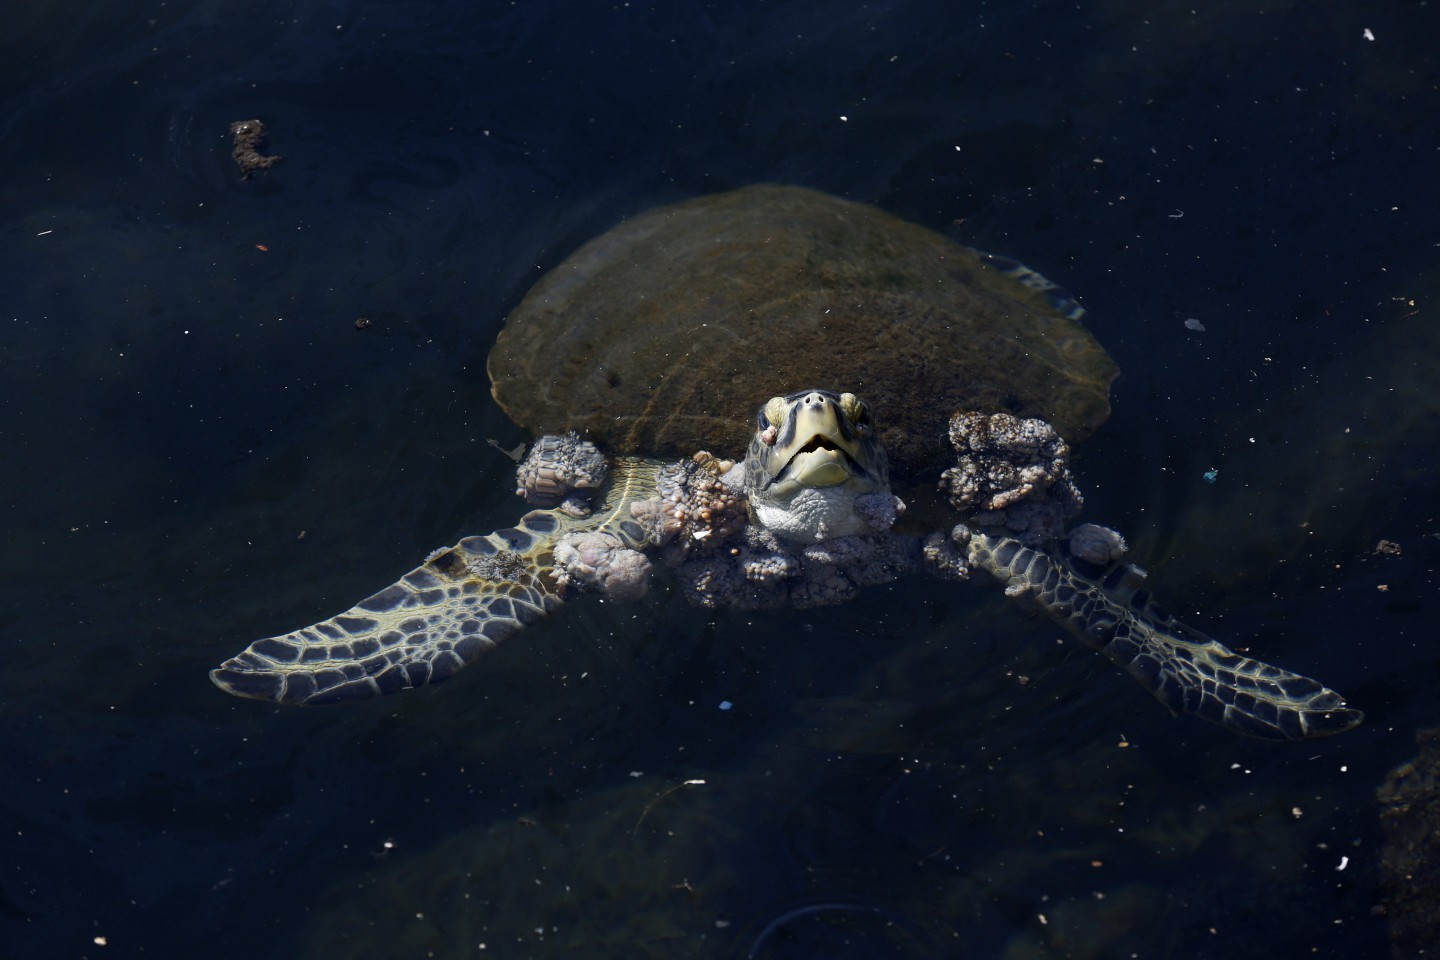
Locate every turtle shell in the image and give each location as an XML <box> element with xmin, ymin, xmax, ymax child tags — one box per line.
<box><xmin>488</xmin><ymin>184</ymin><xmax>1118</xmax><ymax>480</ymax></box>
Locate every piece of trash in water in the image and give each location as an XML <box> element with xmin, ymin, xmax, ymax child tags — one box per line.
<box><xmin>1203</xmin><ymin>467</ymin><xmax>1219</xmax><ymax>484</ymax></box>
<box><xmin>486</xmin><ymin>438</ymin><xmax>527</xmax><ymax>462</ymax></box>
<box><xmin>718</xmin><ymin>700</ymin><xmax>733</xmax><ymax>711</ymax></box>
<box><xmin>1184</xmin><ymin>317</ymin><xmax>1206</xmax><ymax>332</ymax></box>
<box><xmin>230</xmin><ymin>118</ymin><xmax>282</xmax><ymax>180</ymax></box>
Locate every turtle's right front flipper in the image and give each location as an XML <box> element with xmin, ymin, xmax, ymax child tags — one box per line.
<box><xmin>213</xmin><ymin>446</ymin><xmax>666</xmax><ymax>705</ymax></box>
<box><xmin>967</xmin><ymin>532</ymin><xmax>1363</xmax><ymax>740</ymax></box>
<box><xmin>211</xmin><ymin>514</ymin><xmax>571</xmax><ymax>705</ymax></box>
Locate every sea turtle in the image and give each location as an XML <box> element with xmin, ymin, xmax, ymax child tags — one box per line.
<box><xmin>211</xmin><ymin>186</ymin><xmax>1362</xmax><ymax>740</ymax></box>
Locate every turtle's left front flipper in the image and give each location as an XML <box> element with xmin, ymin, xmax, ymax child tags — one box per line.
<box><xmin>211</xmin><ymin>514</ymin><xmax>574</xmax><ymax>705</ymax></box>
<box><xmin>967</xmin><ymin>532</ymin><xmax>1363</xmax><ymax>740</ymax></box>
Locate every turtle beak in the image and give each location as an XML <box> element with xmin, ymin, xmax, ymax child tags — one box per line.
<box><xmin>767</xmin><ymin>392</ymin><xmax>869</xmax><ymax>490</ymax></box>
<box><xmin>776</xmin><ymin>430</ymin><xmax>861</xmax><ymax>488</ymax></box>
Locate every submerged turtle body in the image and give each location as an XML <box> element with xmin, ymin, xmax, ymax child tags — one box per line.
<box><xmin>210</xmin><ymin>188</ymin><xmax>1363</xmax><ymax>741</ymax></box>
<box><xmin>488</xmin><ymin>184</ymin><xmax>1118</xmax><ymax>481</ymax></box>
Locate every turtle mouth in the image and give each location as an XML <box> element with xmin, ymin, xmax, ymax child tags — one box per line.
<box><xmin>787</xmin><ymin>433</ymin><xmax>850</xmax><ymax>464</ymax></box>
<box><xmin>772</xmin><ymin>433</ymin><xmax>864</xmax><ymax>488</ymax></box>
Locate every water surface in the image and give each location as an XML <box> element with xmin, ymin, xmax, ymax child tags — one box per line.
<box><xmin>2</xmin><ymin>1</ymin><xmax>1438</xmax><ymax>957</ymax></box>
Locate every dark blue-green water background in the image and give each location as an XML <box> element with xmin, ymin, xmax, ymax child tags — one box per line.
<box><xmin>2</xmin><ymin>1</ymin><xmax>1438</xmax><ymax>957</ymax></box>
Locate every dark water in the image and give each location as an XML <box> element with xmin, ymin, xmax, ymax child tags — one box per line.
<box><xmin>3</xmin><ymin>1</ymin><xmax>1438</xmax><ymax>957</ymax></box>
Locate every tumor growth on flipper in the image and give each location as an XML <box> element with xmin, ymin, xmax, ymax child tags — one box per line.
<box><xmin>209</xmin><ymin>392</ymin><xmax>1363</xmax><ymax>741</ymax></box>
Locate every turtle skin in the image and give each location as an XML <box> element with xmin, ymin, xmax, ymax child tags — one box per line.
<box><xmin>966</xmin><ymin>534</ymin><xmax>1361</xmax><ymax>740</ymax></box>
<box><xmin>210</xmin><ymin>458</ymin><xmax>662</xmax><ymax>705</ymax></box>
<box><xmin>211</xmin><ymin>393</ymin><xmax>1362</xmax><ymax>741</ymax></box>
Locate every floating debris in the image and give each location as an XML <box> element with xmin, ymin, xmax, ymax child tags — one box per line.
<box><xmin>230</xmin><ymin>118</ymin><xmax>282</xmax><ymax>180</ymax></box>
<box><xmin>1374</xmin><ymin>539</ymin><xmax>1402</xmax><ymax>557</ymax></box>
<box><xmin>486</xmin><ymin>438</ymin><xmax>527</xmax><ymax>462</ymax></box>
<box><xmin>1184</xmin><ymin>317</ymin><xmax>1206</xmax><ymax>332</ymax></box>
<box><xmin>1203</xmin><ymin>467</ymin><xmax>1219</xmax><ymax>484</ymax></box>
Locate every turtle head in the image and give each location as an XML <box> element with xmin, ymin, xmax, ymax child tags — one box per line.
<box><xmin>743</xmin><ymin>390</ymin><xmax>891</xmax><ymax>542</ymax></box>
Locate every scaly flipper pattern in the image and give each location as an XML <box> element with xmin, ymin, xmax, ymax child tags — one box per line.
<box><xmin>211</xmin><ymin>459</ymin><xmax>661</xmax><ymax>704</ymax></box>
<box><xmin>966</xmin><ymin>532</ymin><xmax>1363</xmax><ymax>740</ymax></box>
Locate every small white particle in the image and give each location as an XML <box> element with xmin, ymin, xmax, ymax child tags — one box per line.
<box><xmin>1337</xmin><ymin>855</ymin><xmax>1349</xmax><ymax>871</ymax></box>
<box><xmin>839</xmin><ymin>115</ymin><xmax>848</xmax><ymax>122</ymax></box>
<box><xmin>1363</xmin><ymin>28</ymin><xmax>1375</xmax><ymax>41</ymax></box>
